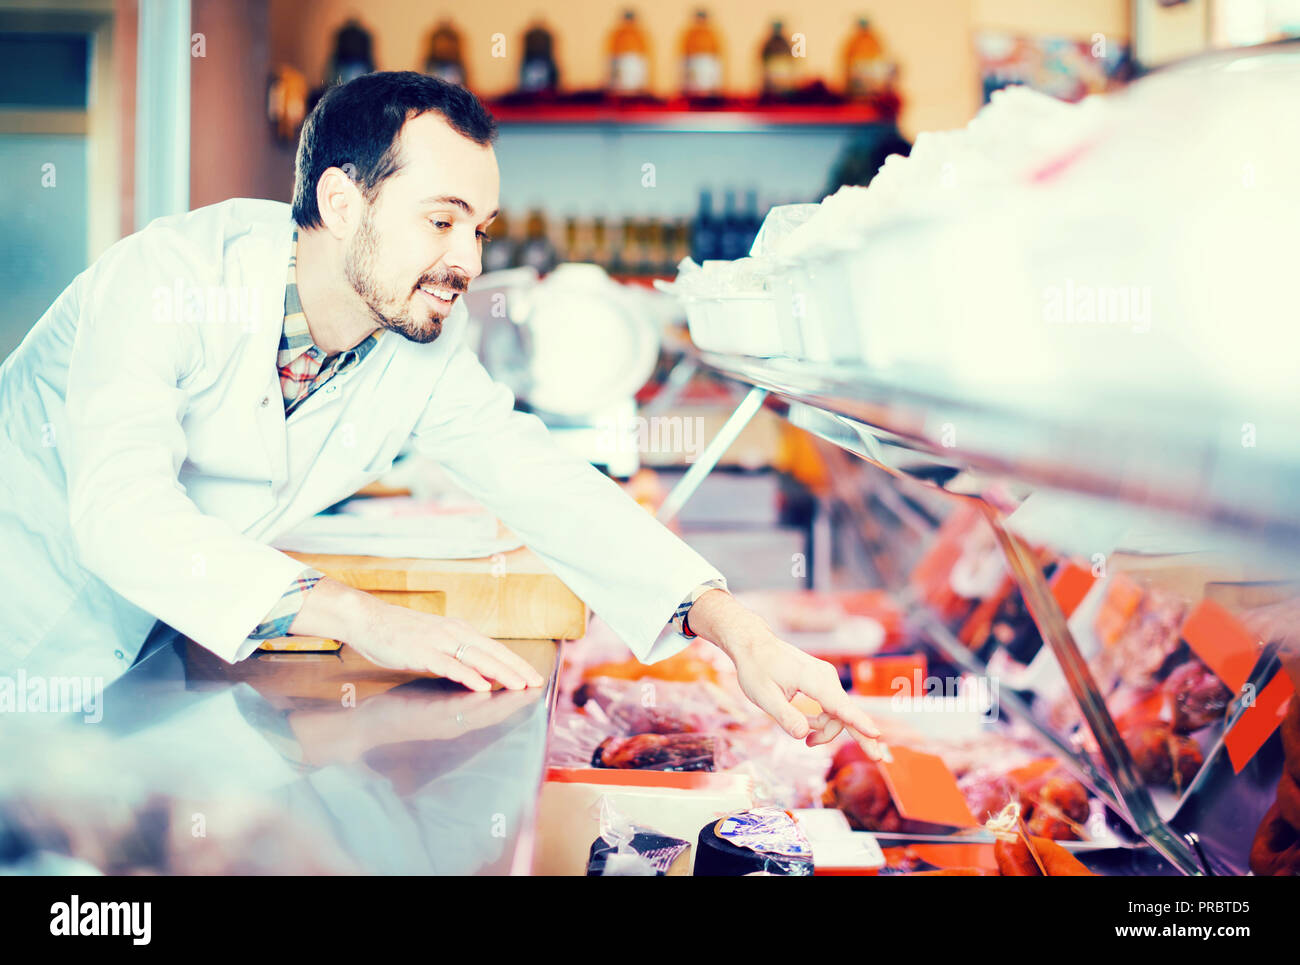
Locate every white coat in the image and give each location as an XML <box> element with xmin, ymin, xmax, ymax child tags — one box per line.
<box><xmin>0</xmin><ymin>198</ymin><xmax>723</xmax><ymax>685</ymax></box>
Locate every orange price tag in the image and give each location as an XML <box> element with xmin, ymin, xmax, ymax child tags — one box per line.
<box><xmin>877</xmin><ymin>746</ymin><xmax>978</xmax><ymax>828</ymax></box>
<box><xmin>1050</xmin><ymin>562</ymin><xmax>1097</xmax><ymax>619</ymax></box>
<box><xmin>1225</xmin><ymin>678</ymin><xmax>1295</xmax><ymax>774</ymax></box>
<box><xmin>851</xmin><ymin>653</ymin><xmax>928</xmax><ymax>697</ymax></box>
<box><xmin>1181</xmin><ymin>599</ymin><xmax>1260</xmax><ymax>693</ymax></box>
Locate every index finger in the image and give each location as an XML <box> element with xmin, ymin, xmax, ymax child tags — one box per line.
<box><xmin>800</xmin><ymin>677</ymin><xmax>881</xmax><ymax>739</ymax></box>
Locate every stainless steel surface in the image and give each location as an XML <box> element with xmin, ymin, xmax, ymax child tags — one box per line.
<box><xmin>0</xmin><ymin>624</ymin><xmax>559</xmax><ymax>875</ymax></box>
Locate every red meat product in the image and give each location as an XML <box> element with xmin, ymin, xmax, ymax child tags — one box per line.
<box><xmin>1164</xmin><ymin>659</ymin><xmax>1232</xmax><ymax>733</ymax></box>
<box><xmin>1018</xmin><ymin>771</ymin><xmax>1090</xmax><ymax>840</ymax></box>
<box><xmin>1249</xmin><ymin>801</ymin><xmax>1300</xmax><ymax>876</ymax></box>
<box><xmin>826</xmin><ymin>739</ymin><xmax>869</xmax><ymax>780</ymax></box>
<box><xmin>822</xmin><ymin>760</ymin><xmax>902</xmax><ymax>832</ymax></box>
<box><xmin>1111</xmin><ymin>589</ymin><xmax>1188</xmax><ymax>688</ymax></box>
<box><xmin>1276</xmin><ymin>770</ymin><xmax>1300</xmax><ymax>830</ymax></box>
<box><xmin>1279</xmin><ymin>695</ymin><xmax>1300</xmax><ymax>784</ymax></box>
<box><xmin>1123</xmin><ymin>722</ymin><xmax>1203</xmax><ymax>793</ymax></box>
<box><xmin>592</xmin><ymin>733</ymin><xmax>717</xmax><ymax>771</ymax></box>
<box><xmin>960</xmin><ymin>772</ymin><xmax>1019</xmax><ymax>824</ymax></box>
<box><xmin>994</xmin><ymin>835</ymin><xmax>1098</xmax><ymax>876</ymax></box>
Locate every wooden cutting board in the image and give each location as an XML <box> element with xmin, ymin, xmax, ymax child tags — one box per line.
<box><xmin>257</xmin><ymin>545</ymin><xmax>587</xmax><ymax>651</ymax></box>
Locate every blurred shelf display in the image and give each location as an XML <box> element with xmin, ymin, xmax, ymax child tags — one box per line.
<box><xmin>483</xmin><ymin>99</ymin><xmax>896</xmax><ymax>129</ymax></box>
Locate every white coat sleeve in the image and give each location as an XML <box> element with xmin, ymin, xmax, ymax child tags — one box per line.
<box><xmin>63</xmin><ymin>230</ymin><xmax>311</xmax><ymax>663</ymax></box>
<box><xmin>409</xmin><ymin>342</ymin><xmax>727</xmax><ymax>663</ymax></box>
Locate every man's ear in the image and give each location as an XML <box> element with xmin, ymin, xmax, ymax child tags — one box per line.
<box><xmin>316</xmin><ymin>165</ymin><xmax>363</xmax><ymax>240</ymax></box>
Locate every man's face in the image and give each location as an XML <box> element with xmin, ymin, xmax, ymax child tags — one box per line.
<box><xmin>343</xmin><ymin>111</ymin><xmax>500</xmax><ymax>344</ymax></box>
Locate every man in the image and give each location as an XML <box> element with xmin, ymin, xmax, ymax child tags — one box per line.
<box><xmin>0</xmin><ymin>71</ymin><xmax>874</xmax><ymax>748</ymax></box>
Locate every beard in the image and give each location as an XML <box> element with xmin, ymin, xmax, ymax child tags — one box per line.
<box><xmin>344</xmin><ymin>207</ymin><xmax>464</xmax><ymax>345</ymax></box>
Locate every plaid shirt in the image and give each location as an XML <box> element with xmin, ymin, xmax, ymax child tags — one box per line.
<box><xmin>245</xmin><ymin>232</ymin><xmax>727</xmax><ymax>644</ymax></box>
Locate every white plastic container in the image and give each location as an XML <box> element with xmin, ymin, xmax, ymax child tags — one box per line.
<box><xmin>683</xmin><ymin>292</ymin><xmax>784</xmax><ymax>357</ymax></box>
<box><xmin>772</xmin><ymin>251</ymin><xmax>861</xmax><ymax>363</ymax></box>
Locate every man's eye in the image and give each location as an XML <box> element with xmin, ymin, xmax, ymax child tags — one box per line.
<box><xmin>476</xmin><ymin>230</ymin><xmax>491</xmax><ymax>243</ymax></box>
<box><xmin>431</xmin><ymin>220</ymin><xmax>452</xmax><ymax>230</ymax></box>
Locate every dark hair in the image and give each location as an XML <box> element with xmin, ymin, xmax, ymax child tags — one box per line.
<box><xmin>292</xmin><ymin>71</ymin><xmax>498</xmax><ymax>230</ymax></box>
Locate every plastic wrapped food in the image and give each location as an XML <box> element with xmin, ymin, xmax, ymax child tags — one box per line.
<box><xmin>960</xmin><ymin>770</ymin><xmax>1019</xmax><ymax>824</ymax></box>
<box><xmin>1098</xmin><ymin>587</ymin><xmax>1188</xmax><ymax>689</ymax></box>
<box><xmin>1249</xmin><ymin>698</ymin><xmax>1300</xmax><ymax>875</ymax></box>
<box><xmin>592</xmin><ymin>733</ymin><xmax>719</xmax><ymax>772</ymax></box>
<box><xmin>571</xmin><ymin>676</ymin><xmax>749</xmax><ymax>735</ymax></box>
<box><xmin>1164</xmin><ymin>659</ymin><xmax>1232</xmax><ymax>733</ymax></box>
<box><xmin>1123</xmin><ymin>722</ymin><xmax>1203</xmax><ymax>793</ymax></box>
<box><xmin>993</xmin><ymin>835</ymin><xmax>1097</xmax><ymax>876</ymax></box>
<box><xmin>694</xmin><ymin>808</ymin><xmax>814</xmax><ymax>876</ymax></box>
<box><xmin>1019</xmin><ymin>770</ymin><xmax>1090</xmax><ymax>841</ymax></box>
<box><xmin>586</xmin><ymin>798</ymin><xmax>691</xmax><ymax>876</ymax></box>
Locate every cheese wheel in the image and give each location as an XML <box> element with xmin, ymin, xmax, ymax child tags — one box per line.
<box><xmin>694</xmin><ymin>816</ymin><xmax>814</xmax><ymax>876</ymax></box>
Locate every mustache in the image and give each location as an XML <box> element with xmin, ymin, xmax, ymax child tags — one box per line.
<box><xmin>417</xmin><ymin>271</ymin><xmax>469</xmax><ymax>292</ymax></box>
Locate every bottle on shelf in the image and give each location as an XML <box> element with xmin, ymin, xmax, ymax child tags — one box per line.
<box><xmin>719</xmin><ymin>189</ymin><xmax>746</xmax><ymax>261</ymax></box>
<box><xmin>562</xmin><ymin>215</ymin><xmax>579</xmax><ymax>264</ymax></box>
<box><xmin>516</xmin><ymin>209</ymin><xmax>558</xmax><ymax>275</ymax></box>
<box><xmin>327</xmin><ymin>19</ymin><xmax>375</xmax><ymax>87</ymax></box>
<box><xmin>668</xmin><ymin>217</ymin><xmax>692</xmax><ymax>272</ymax></box>
<box><xmin>843</xmin><ymin>16</ymin><xmax>895</xmax><ymax>98</ymax></box>
<box><xmin>681</xmin><ymin>9</ymin><xmax>724</xmax><ymax>100</ymax></box>
<box><xmin>641</xmin><ymin>218</ymin><xmax>664</xmax><ymax>276</ymax></box>
<box><xmin>608</xmin><ymin>9</ymin><xmax>651</xmax><ymax>97</ymax></box>
<box><xmin>423</xmin><ymin>19</ymin><xmax>467</xmax><ymax>87</ymax></box>
<box><xmin>691</xmin><ymin>189</ymin><xmax>722</xmax><ymax>262</ymax></box>
<box><xmin>481</xmin><ymin>211</ymin><xmax>516</xmax><ymax>274</ymax></box>
<box><xmin>591</xmin><ymin>216</ymin><xmax>613</xmax><ymax>270</ymax></box>
<box><xmin>613</xmin><ymin>217</ymin><xmax>641</xmax><ymax>275</ymax></box>
<box><xmin>760</xmin><ymin>20</ymin><xmax>797</xmax><ymax>97</ymax></box>
<box><xmin>519</xmin><ymin>21</ymin><xmax>560</xmax><ymax>95</ymax></box>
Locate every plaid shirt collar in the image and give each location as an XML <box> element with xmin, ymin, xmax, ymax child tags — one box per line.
<box><xmin>280</xmin><ymin>229</ymin><xmax>382</xmax><ymax>375</ymax></box>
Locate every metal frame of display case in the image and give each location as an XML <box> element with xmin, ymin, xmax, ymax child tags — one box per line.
<box><xmin>649</xmin><ymin>350</ymin><xmax>1297</xmax><ymax>876</ymax></box>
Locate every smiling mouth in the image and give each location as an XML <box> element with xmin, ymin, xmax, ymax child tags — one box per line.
<box><xmin>418</xmin><ymin>284</ymin><xmax>460</xmax><ymax>307</ymax></box>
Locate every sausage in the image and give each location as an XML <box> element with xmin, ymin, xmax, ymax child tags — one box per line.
<box><xmin>994</xmin><ymin>835</ymin><xmax>1097</xmax><ymax>876</ymax></box>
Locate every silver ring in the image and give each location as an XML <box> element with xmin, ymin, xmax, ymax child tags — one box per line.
<box><xmin>454</xmin><ymin>641</ymin><xmax>473</xmax><ymax>663</ymax></box>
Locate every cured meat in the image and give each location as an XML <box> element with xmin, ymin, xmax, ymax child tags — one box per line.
<box><xmin>826</xmin><ymin>739</ymin><xmax>870</xmax><ymax>779</ymax></box>
<box><xmin>591</xmin><ymin>733</ymin><xmax>717</xmax><ymax>771</ymax></box>
<box><xmin>1249</xmin><ymin>699</ymin><xmax>1300</xmax><ymax>875</ymax></box>
<box><xmin>1123</xmin><ymin>722</ymin><xmax>1203</xmax><ymax>792</ymax></box>
<box><xmin>960</xmin><ymin>772</ymin><xmax>1019</xmax><ymax>824</ymax></box>
<box><xmin>1280</xmin><ymin>695</ymin><xmax>1300</xmax><ymax>784</ymax></box>
<box><xmin>1019</xmin><ymin>771</ymin><xmax>1090</xmax><ymax>841</ymax></box>
<box><xmin>570</xmin><ymin>676</ymin><xmax>741</xmax><ymax>735</ymax></box>
<box><xmin>822</xmin><ymin>760</ymin><xmax>902</xmax><ymax>832</ymax></box>
<box><xmin>994</xmin><ymin>835</ymin><xmax>1097</xmax><ymax>876</ymax></box>
<box><xmin>1107</xmin><ymin>588</ymin><xmax>1188</xmax><ymax>688</ymax></box>
<box><xmin>1249</xmin><ymin>801</ymin><xmax>1300</xmax><ymax>876</ymax></box>
<box><xmin>1277</xmin><ymin>770</ymin><xmax>1300</xmax><ymax>829</ymax></box>
<box><xmin>1164</xmin><ymin>659</ymin><xmax>1232</xmax><ymax>733</ymax></box>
